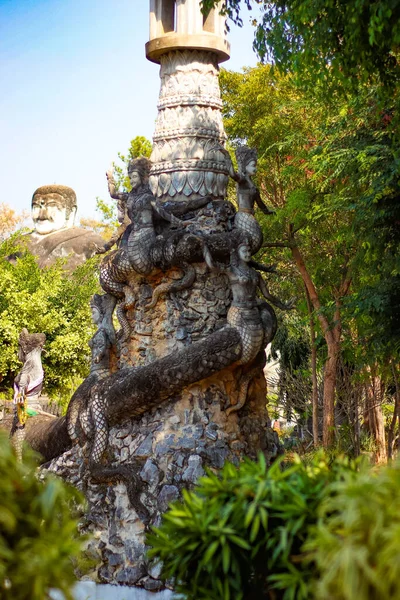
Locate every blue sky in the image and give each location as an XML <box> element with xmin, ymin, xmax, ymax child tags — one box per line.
<box><xmin>1</xmin><ymin>0</ymin><xmax>260</xmax><ymax>222</ymax></box>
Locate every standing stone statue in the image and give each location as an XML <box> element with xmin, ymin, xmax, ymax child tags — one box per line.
<box><xmin>25</xmin><ymin>185</ymin><xmax>104</xmax><ymax>269</ymax></box>
<box><xmin>10</xmin><ymin>329</ymin><xmax>46</xmax><ymax>460</ymax></box>
<box><xmin>222</xmin><ymin>145</ymin><xmax>275</xmax><ymax>254</ymax></box>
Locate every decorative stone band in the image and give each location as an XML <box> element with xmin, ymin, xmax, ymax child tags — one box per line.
<box><xmin>150</xmin><ymin>159</ymin><xmax>229</xmax><ymax>174</ymax></box>
<box><xmin>157</xmin><ymin>96</ymin><xmax>223</xmax><ymax>109</ymax></box>
<box><xmin>153</xmin><ymin>129</ymin><xmax>224</xmax><ymax>141</ymax></box>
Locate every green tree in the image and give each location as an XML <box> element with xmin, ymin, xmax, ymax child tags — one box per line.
<box><xmin>220</xmin><ymin>64</ymin><xmax>400</xmax><ymax>451</ymax></box>
<box><xmin>202</xmin><ymin>0</ymin><xmax>400</xmax><ymax>95</ymax></box>
<box><xmin>221</xmin><ymin>64</ymin><xmax>355</xmax><ymax>447</ymax></box>
<box><xmin>0</xmin><ymin>236</ymin><xmax>100</xmax><ymax>408</ymax></box>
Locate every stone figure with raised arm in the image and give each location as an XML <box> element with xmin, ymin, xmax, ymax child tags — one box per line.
<box><xmin>99</xmin><ymin>158</ymin><xmax>214</xmax><ymax>337</ymax></box>
<box><xmin>95</xmin><ymin>169</ymin><xmax>132</xmax><ymax>255</ymax></box>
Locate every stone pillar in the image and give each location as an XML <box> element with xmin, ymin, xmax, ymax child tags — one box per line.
<box><xmin>146</xmin><ymin>0</ymin><xmax>230</xmax><ymax>202</ymax></box>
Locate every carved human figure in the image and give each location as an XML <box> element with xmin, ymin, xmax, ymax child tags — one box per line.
<box><xmin>99</xmin><ymin>158</ymin><xmax>212</xmax><ymax>337</ymax></box>
<box><xmin>10</xmin><ymin>329</ymin><xmax>46</xmax><ymax>460</ymax></box>
<box><xmin>25</xmin><ymin>185</ymin><xmax>105</xmax><ymax>269</ymax></box>
<box><xmin>95</xmin><ymin>172</ymin><xmax>131</xmax><ymax>254</ymax></box>
<box><xmin>66</xmin><ymin>293</ymin><xmax>116</xmax><ymax>445</ymax></box>
<box><xmin>222</xmin><ymin>146</ymin><xmax>274</xmax><ymax>254</ymax></box>
<box><xmin>225</xmin><ymin>243</ymin><xmax>277</xmax><ymax>366</ymax></box>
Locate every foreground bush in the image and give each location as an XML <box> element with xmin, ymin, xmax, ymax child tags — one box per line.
<box><xmin>305</xmin><ymin>460</ymin><xmax>400</xmax><ymax>600</ymax></box>
<box><xmin>147</xmin><ymin>453</ymin><xmax>357</xmax><ymax>600</ymax></box>
<box><xmin>0</xmin><ymin>433</ymin><xmax>84</xmax><ymax>600</ymax></box>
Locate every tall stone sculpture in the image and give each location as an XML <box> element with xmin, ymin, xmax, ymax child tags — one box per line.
<box><xmin>31</xmin><ymin>1</ymin><xmax>288</xmax><ymax>592</ymax></box>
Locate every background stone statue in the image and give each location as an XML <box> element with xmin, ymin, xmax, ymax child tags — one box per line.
<box><xmin>26</xmin><ymin>184</ymin><xmax>104</xmax><ymax>270</ymax></box>
<box><xmin>10</xmin><ymin>328</ymin><xmax>46</xmax><ymax>460</ymax></box>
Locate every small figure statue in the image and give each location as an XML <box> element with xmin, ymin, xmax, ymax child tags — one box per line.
<box><xmin>222</xmin><ymin>145</ymin><xmax>275</xmax><ymax>254</ymax></box>
<box><xmin>66</xmin><ymin>293</ymin><xmax>116</xmax><ymax>445</ymax></box>
<box><xmin>10</xmin><ymin>329</ymin><xmax>46</xmax><ymax>460</ymax></box>
<box><xmin>95</xmin><ymin>171</ymin><xmax>132</xmax><ymax>254</ymax></box>
<box><xmin>222</xmin><ymin>241</ymin><xmax>293</xmax><ymax>415</ymax></box>
<box><xmin>226</xmin><ymin>242</ymin><xmax>279</xmax><ymax>365</ymax></box>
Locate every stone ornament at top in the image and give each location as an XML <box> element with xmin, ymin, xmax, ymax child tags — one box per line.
<box><xmin>146</xmin><ymin>0</ymin><xmax>230</xmax><ymax>65</ymax></box>
<box><xmin>147</xmin><ymin>0</ymin><xmax>231</xmax><ymax>202</ymax></box>
<box><xmin>26</xmin><ymin>184</ymin><xmax>104</xmax><ymax>269</ymax></box>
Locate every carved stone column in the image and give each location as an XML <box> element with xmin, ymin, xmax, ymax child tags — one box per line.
<box><xmin>146</xmin><ymin>0</ymin><xmax>230</xmax><ymax>203</ymax></box>
<box><xmin>149</xmin><ymin>49</ymin><xmax>229</xmax><ymax>202</ymax></box>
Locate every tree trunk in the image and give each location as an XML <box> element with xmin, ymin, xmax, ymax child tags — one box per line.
<box><xmin>365</xmin><ymin>370</ymin><xmax>387</xmax><ymax>464</ymax></box>
<box><xmin>387</xmin><ymin>362</ymin><xmax>399</xmax><ymax>460</ymax></box>
<box><xmin>305</xmin><ymin>286</ymin><xmax>319</xmax><ymax>446</ymax></box>
<box><xmin>290</xmin><ymin>244</ymin><xmax>347</xmax><ymax>449</ymax></box>
<box><xmin>323</xmin><ymin>343</ymin><xmax>339</xmax><ymax>448</ymax></box>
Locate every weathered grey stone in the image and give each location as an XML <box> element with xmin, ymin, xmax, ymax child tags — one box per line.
<box><xmin>180</xmin><ymin>436</ymin><xmax>196</xmax><ymax>450</ymax></box>
<box><xmin>175</xmin><ymin>327</ymin><xmax>187</xmax><ymax>340</ymax></box>
<box><xmin>157</xmin><ymin>485</ymin><xmax>179</xmax><ymax>512</ymax></box>
<box><xmin>105</xmin><ymin>551</ymin><xmax>124</xmax><ymax>568</ymax></box>
<box><xmin>135</xmin><ymin>434</ymin><xmax>154</xmax><ymax>456</ymax></box>
<box><xmin>182</xmin><ymin>455</ymin><xmax>204</xmax><ymax>483</ymax></box>
<box><xmin>116</xmin><ymin>565</ymin><xmax>146</xmax><ymax>586</ymax></box>
<box><xmin>125</xmin><ymin>541</ymin><xmax>147</xmax><ymax>563</ymax></box>
<box><xmin>98</xmin><ymin>565</ymin><xmax>115</xmax><ymax>584</ymax></box>
<box><xmin>143</xmin><ymin>577</ymin><xmax>164</xmax><ymax>591</ymax></box>
<box><xmin>140</xmin><ymin>460</ymin><xmax>160</xmax><ymax>486</ymax></box>
<box><xmin>174</xmin><ymin>453</ymin><xmax>185</xmax><ymax>468</ymax></box>
<box><xmin>148</xmin><ymin>560</ymin><xmax>163</xmax><ymax>580</ymax></box>
<box><xmin>168</xmin><ymin>415</ymin><xmax>180</xmax><ymax>425</ymax></box>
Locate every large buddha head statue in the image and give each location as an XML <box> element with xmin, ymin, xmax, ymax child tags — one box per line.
<box><xmin>31</xmin><ymin>185</ymin><xmax>77</xmax><ymax>235</ymax></box>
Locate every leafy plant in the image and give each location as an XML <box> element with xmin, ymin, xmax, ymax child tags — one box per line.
<box><xmin>306</xmin><ymin>460</ymin><xmax>400</xmax><ymax>600</ymax></box>
<box><xmin>147</xmin><ymin>452</ymin><xmax>358</xmax><ymax>600</ymax></box>
<box><xmin>0</xmin><ymin>235</ymin><xmax>100</xmax><ymax>408</ymax></box>
<box><xmin>0</xmin><ymin>432</ymin><xmax>85</xmax><ymax>600</ymax></box>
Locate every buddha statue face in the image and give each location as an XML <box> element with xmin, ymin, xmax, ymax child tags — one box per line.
<box><xmin>31</xmin><ymin>185</ymin><xmax>77</xmax><ymax>235</ymax></box>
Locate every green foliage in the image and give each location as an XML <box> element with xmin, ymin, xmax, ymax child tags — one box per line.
<box><xmin>306</xmin><ymin>460</ymin><xmax>400</xmax><ymax>600</ymax></box>
<box><xmin>203</xmin><ymin>0</ymin><xmax>400</xmax><ymax>96</ymax></box>
<box><xmin>0</xmin><ymin>432</ymin><xmax>85</xmax><ymax>600</ymax></box>
<box><xmin>147</xmin><ymin>452</ymin><xmax>358</xmax><ymax>600</ymax></box>
<box><xmin>0</xmin><ymin>235</ymin><xmax>100</xmax><ymax>407</ymax></box>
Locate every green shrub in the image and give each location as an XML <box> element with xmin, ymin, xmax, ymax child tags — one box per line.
<box><xmin>305</xmin><ymin>460</ymin><xmax>400</xmax><ymax>600</ymax></box>
<box><xmin>147</xmin><ymin>452</ymin><xmax>358</xmax><ymax>600</ymax></box>
<box><xmin>0</xmin><ymin>234</ymin><xmax>100</xmax><ymax>408</ymax></box>
<box><xmin>0</xmin><ymin>432</ymin><xmax>85</xmax><ymax>600</ymax></box>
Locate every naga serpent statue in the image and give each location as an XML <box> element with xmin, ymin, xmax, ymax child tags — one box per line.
<box><xmin>10</xmin><ymin>328</ymin><xmax>47</xmax><ymax>460</ymax></box>
<box><xmin>75</xmin><ymin>237</ymin><xmax>291</xmax><ymax>470</ymax></box>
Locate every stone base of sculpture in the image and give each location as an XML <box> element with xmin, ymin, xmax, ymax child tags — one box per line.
<box><xmin>47</xmin><ymin>364</ymin><xmax>278</xmax><ymax>589</ymax></box>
